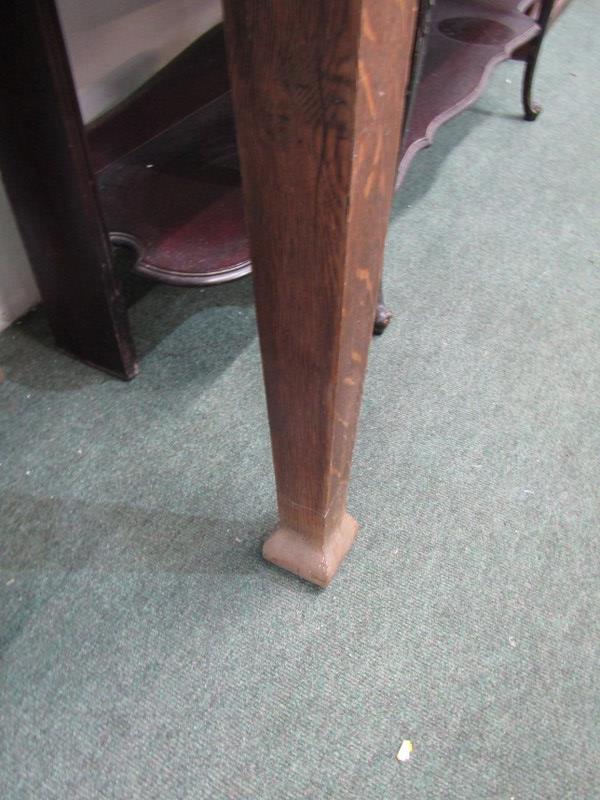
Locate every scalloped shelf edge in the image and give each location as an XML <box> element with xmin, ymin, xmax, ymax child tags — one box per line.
<box><xmin>396</xmin><ymin>2</ymin><xmax>541</xmax><ymax>189</ymax></box>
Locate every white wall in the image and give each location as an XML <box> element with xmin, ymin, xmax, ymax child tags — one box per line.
<box><xmin>59</xmin><ymin>0</ymin><xmax>222</xmax><ymax>123</ymax></box>
<box><xmin>0</xmin><ymin>185</ymin><xmax>40</xmax><ymax>331</ymax></box>
<box><xmin>0</xmin><ymin>0</ymin><xmax>222</xmax><ymax>332</ymax></box>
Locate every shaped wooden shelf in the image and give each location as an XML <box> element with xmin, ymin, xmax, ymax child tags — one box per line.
<box><xmin>87</xmin><ymin>29</ymin><xmax>248</xmax><ymax>287</ymax></box>
<box><xmin>94</xmin><ymin>95</ymin><xmax>248</xmax><ymax>286</ymax></box>
<box><xmin>396</xmin><ymin>0</ymin><xmax>540</xmax><ymax>185</ymax></box>
<box><xmin>86</xmin><ymin>0</ymin><xmax>547</xmax><ymax>288</ymax></box>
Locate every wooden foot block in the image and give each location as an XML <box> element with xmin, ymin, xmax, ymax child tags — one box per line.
<box><xmin>263</xmin><ymin>513</ymin><xmax>359</xmax><ymax>588</ymax></box>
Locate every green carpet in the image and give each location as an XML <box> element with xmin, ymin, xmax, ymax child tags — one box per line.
<box><xmin>1</xmin><ymin>3</ymin><xmax>598</xmax><ymax>797</ymax></box>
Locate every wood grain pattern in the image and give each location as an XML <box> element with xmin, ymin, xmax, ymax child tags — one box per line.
<box><xmin>0</xmin><ymin>0</ymin><xmax>136</xmax><ymax>379</ymax></box>
<box><xmin>223</xmin><ymin>0</ymin><xmax>418</xmax><ymax>585</ymax></box>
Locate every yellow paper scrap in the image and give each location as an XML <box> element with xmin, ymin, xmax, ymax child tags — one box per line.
<box><xmin>396</xmin><ymin>739</ymin><xmax>413</xmax><ymax>762</ymax></box>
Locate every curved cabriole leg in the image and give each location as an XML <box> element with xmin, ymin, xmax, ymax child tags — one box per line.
<box><xmin>522</xmin><ymin>53</ymin><xmax>542</xmax><ymax>121</ymax></box>
<box><xmin>522</xmin><ymin>0</ymin><xmax>555</xmax><ymax>121</ymax></box>
<box><xmin>373</xmin><ymin>284</ymin><xmax>393</xmax><ymax>335</ymax></box>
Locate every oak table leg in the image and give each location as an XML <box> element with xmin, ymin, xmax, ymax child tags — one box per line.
<box><xmin>223</xmin><ymin>0</ymin><xmax>417</xmax><ymax>585</ymax></box>
<box><xmin>0</xmin><ymin>1</ymin><xmax>137</xmax><ymax>380</ymax></box>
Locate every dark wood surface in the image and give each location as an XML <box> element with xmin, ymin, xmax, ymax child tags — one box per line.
<box><xmin>396</xmin><ymin>0</ymin><xmax>540</xmax><ymax>186</ymax></box>
<box><xmin>86</xmin><ymin>0</ymin><xmax>556</xmax><ymax>290</ymax></box>
<box><xmin>96</xmin><ymin>94</ymin><xmax>250</xmax><ymax>286</ymax></box>
<box><xmin>87</xmin><ymin>27</ymin><xmax>230</xmax><ymax>174</ymax></box>
<box><xmin>513</xmin><ymin>0</ymin><xmax>557</xmax><ymax>120</ymax></box>
<box><xmin>87</xmin><ymin>30</ymin><xmax>249</xmax><ymax>287</ymax></box>
<box><xmin>223</xmin><ymin>0</ymin><xmax>418</xmax><ymax>585</ymax></box>
<box><xmin>0</xmin><ymin>0</ymin><xmax>136</xmax><ymax>379</ymax></box>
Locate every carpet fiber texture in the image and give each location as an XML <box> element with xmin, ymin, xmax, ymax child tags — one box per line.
<box><xmin>1</xmin><ymin>4</ymin><xmax>598</xmax><ymax>798</ymax></box>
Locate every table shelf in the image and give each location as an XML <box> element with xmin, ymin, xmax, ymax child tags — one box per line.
<box><xmin>397</xmin><ymin>0</ymin><xmax>540</xmax><ymax>185</ymax></box>
<box><xmin>88</xmin><ymin>29</ymin><xmax>249</xmax><ymax>287</ymax></box>
<box><xmin>87</xmin><ymin>0</ymin><xmax>543</xmax><ymax>287</ymax></box>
